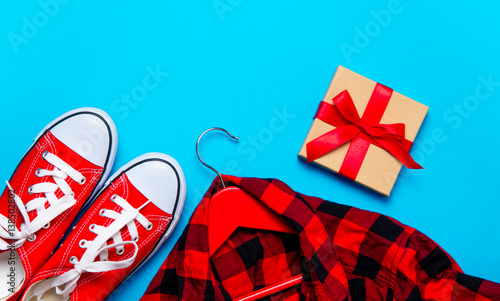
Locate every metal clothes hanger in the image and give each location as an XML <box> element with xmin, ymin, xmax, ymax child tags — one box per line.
<box><xmin>196</xmin><ymin>127</ymin><xmax>237</xmax><ymax>189</ymax></box>
<box><xmin>196</xmin><ymin>128</ymin><xmax>302</xmax><ymax>301</ymax></box>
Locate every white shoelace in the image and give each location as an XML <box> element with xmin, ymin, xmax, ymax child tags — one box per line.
<box><xmin>0</xmin><ymin>151</ymin><xmax>85</xmax><ymax>250</ymax></box>
<box><xmin>29</xmin><ymin>195</ymin><xmax>154</xmax><ymax>300</ymax></box>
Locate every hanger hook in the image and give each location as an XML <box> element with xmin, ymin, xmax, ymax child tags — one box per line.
<box><xmin>196</xmin><ymin>127</ymin><xmax>239</xmax><ymax>189</ymax></box>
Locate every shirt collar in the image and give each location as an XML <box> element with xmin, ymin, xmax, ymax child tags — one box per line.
<box><xmin>177</xmin><ymin>175</ymin><xmax>349</xmax><ymax>300</ymax></box>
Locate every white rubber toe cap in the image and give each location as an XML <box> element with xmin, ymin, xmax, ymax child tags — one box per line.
<box><xmin>50</xmin><ymin>108</ymin><xmax>116</xmax><ymax>168</ymax></box>
<box><xmin>126</xmin><ymin>153</ymin><xmax>184</xmax><ymax>215</ymax></box>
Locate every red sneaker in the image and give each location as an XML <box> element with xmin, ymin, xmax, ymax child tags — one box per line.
<box><xmin>21</xmin><ymin>153</ymin><xmax>186</xmax><ymax>301</ymax></box>
<box><xmin>0</xmin><ymin>108</ymin><xmax>117</xmax><ymax>301</ymax></box>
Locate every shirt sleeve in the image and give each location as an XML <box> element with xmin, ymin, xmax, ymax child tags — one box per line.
<box><xmin>140</xmin><ymin>243</ymin><xmax>180</xmax><ymax>301</ymax></box>
<box><xmin>395</xmin><ymin>229</ymin><xmax>500</xmax><ymax>300</ymax></box>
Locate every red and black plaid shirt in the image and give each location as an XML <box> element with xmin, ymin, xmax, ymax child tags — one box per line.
<box><xmin>141</xmin><ymin>175</ymin><xmax>500</xmax><ymax>300</ymax></box>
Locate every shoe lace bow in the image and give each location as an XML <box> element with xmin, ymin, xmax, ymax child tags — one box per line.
<box><xmin>30</xmin><ymin>195</ymin><xmax>153</xmax><ymax>300</ymax></box>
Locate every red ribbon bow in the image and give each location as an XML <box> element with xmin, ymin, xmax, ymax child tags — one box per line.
<box><xmin>306</xmin><ymin>84</ymin><xmax>422</xmax><ymax>181</ymax></box>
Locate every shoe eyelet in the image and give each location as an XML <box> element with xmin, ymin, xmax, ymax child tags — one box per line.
<box><xmin>79</xmin><ymin>177</ymin><xmax>86</xmax><ymax>185</ymax></box>
<box><xmin>133</xmin><ymin>237</ymin><xmax>139</xmax><ymax>242</ymax></box>
<box><xmin>42</xmin><ymin>222</ymin><xmax>50</xmax><ymax>229</ymax></box>
<box><xmin>27</xmin><ymin>234</ymin><xmax>36</xmax><ymax>242</ymax></box>
<box><xmin>35</xmin><ymin>168</ymin><xmax>42</xmax><ymax>177</ymax></box>
<box><xmin>99</xmin><ymin>209</ymin><xmax>106</xmax><ymax>217</ymax></box>
<box><xmin>79</xmin><ymin>239</ymin><xmax>87</xmax><ymax>248</ymax></box>
<box><xmin>89</xmin><ymin>224</ymin><xmax>96</xmax><ymax>232</ymax></box>
<box><xmin>28</xmin><ymin>186</ymin><xmax>34</xmax><ymax>194</ymax></box>
<box><xmin>42</xmin><ymin>151</ymin><xmax>49</xmax><ymax>158</ymax></box>
<box><xmin>69</xmin><ymin>256</ymin><xmax>78</xmax><ymax>264</ymax></box>
<box><xmin>116</xmin><ymin>249</ymin><xmax>124</xmax><ymax>256</ymax></box>
<box><xmin>110</xmin><ymin>194</ymin><xmax>118</xmax><ymax>201</ymax></box>
<box><xmin>146</xmin><ymin>223</ymin><xmax>153</xmax><ymax>231</ymax></box>
<box><xmin>70</xmin><ymin>192</ymin><xmax>75</xmax><ymax>197</ymax></box>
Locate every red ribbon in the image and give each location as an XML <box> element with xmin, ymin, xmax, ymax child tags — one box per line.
<box><xmin>306</xmin><ymin>84</ymin><xmax>422</xmax><ymax>181</ymax></box>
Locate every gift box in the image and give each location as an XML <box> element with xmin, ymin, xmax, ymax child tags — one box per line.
<box><xmin>298</xmin><ymin>66</ymin><xmax>428</xmax><ymax>196</ymax></box>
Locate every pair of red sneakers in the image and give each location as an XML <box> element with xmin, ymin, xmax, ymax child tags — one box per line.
<box><xmin>0</xmin><ymin>108</ymin><xmax>186</xmax><ymax>301</ymax></box>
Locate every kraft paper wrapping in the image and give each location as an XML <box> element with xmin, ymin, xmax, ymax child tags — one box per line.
<box><xmin>299</xmin><ymin>66</ymin><xmax>428</xmax><ymax>196</ymax></box>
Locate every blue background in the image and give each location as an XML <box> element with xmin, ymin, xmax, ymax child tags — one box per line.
<box><xmin>2</xmin><ymin>0</ymin><xmax>499</xmax><ymax>299</ymax></box>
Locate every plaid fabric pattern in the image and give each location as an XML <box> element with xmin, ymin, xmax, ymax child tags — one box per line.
<box><xmin>141</xmin><ymin>176</ymin><xmax>500</xmax><ymax>300</ymax></box>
